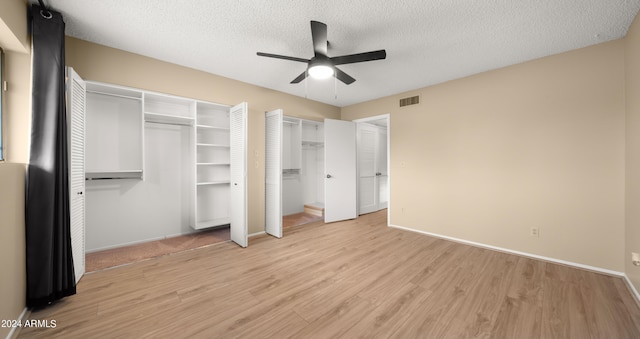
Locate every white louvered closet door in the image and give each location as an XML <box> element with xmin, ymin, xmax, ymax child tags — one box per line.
<box><xmin>265</xmin><ymin>109</ymin><xmax>283</xmax><ymax>238</ymax></box>
<box><xmin>229</xmin><ymin>103</ymin><xmax>248</xmax><ymax>247</ymax></box>
<box><xmin>67</xmin><ymin>67</ymin><xmax>86</xmax><ymax>283</ymax></box>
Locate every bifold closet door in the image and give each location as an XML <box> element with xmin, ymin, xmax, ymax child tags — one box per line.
<box><xmin>265</xmin><ymin>109</ymin><xmax>283</xmax><ymax>238</ymax></box>
<box><xmin>67</xmin><ymin>67</ymin><xmax>86</xmax><ymax>283</ymax></box>
<box><xmin>324</xmin><ymin>119</ymin><xmax>357</xmax><ymax>223</ymax></box>
<box><xmin>230</xmin><ymin>103</ymin><xmax>248</xmax><ymax>247</ymax></box>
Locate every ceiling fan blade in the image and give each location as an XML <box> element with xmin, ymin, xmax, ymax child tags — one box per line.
<box><xmin>257</xmin><ymin>52</ymin><xmax>309</xmax><ymax>63</ymax></box>
<box><xmin>290</xmin><ymin>71</ymin><xmax>308</xmax><ymax>84</ymax></box>
<box><xmin>331</xmin><ymin>50</ymin><xmax>387</xmax><ymax>66</ymax></box>
<box><xmin>311</xmin><ymin>21</ymin><xmax>328</xmax><ymax>56</ymax></box>
<box><xmin>334</xmin><ymin>67</ymin><xmax>356</xmax><ymax>85</ymax></box>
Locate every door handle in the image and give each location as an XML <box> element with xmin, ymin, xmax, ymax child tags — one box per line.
<box><xmin>77</xmin><ymin>191</ymin><xmax>83</xmax><ymax>195</ymax></box>
<box><xmin>326</xmin><ymin>174</ymin><xmax>332</xmax><ymax>178</ymax></box>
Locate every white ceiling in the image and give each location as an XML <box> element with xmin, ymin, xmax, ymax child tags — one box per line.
<box><xmin>43</xmin><ymin>0</ymin><xmax>640</xmax><ymax>107</ymax></box>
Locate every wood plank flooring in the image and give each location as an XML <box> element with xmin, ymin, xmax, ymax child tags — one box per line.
<box><xmin>18</xmin><ymin>210</ymin><xmax>640</xmax><ymax>338</ymax></box>
<box><xmin>85</xmin><ymin>226</ymin><xmax>230</xmax><ymax>272</ymax></box>
<box><xmin>283</xmin><ymin>212</ymin><xmax>323</xmax><ymax>228</ymax></box>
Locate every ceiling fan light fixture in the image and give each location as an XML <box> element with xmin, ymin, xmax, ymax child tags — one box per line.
<box><xmin>308</xmin><ymin>64</ymin><xmax>334</xmax><ymax>80</ymax></box>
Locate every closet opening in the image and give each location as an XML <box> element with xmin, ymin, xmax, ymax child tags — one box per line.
<box><xmin>282</xmin><ymin>117</ymin><xmax>325</xmax><ymax>228</ymax></box>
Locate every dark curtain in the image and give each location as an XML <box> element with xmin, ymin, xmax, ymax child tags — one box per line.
<box><xmin>25</xmin><ymin>4</ymin><xmax>76</xmax><ymax>308</ymax></box>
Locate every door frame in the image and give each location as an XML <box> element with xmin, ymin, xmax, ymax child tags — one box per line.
<box><xmin>353</xmin><ymin>114</ymin><xmax>391</xmax><ymax>226</ymax></box>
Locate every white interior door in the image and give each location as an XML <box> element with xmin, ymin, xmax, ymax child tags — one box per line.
<box><xmin>230</xmin><ymin>102</ymin><xmax>248</xmax><ymax>247</ymax></box>
<box><xmin>265</xmin><ymin>109</ymin><xmax>283</xmax><ymax>238</ymax></box>
<box><xmin>324</xmin><ymin>119</ymin><xmax>357</xmax><ymax>223</ymax></box>
<box><xmin>67</xmin><ymin>67</ymin><xmax>86</xmax><ymax>283</ymax></box>
<box><xmin>358</xmin><ymin>123</ymin><xmax>378</xmax><ymax>215</ymax></box>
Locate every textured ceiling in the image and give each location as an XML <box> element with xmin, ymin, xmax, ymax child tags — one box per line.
<box><xmin>43</xmin><ymin>0</ymin><xmax>640</xmax><ymax>107</ymax></box>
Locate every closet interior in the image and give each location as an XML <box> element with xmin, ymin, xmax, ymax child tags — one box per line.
<box><xmin>75</xmin><ymin>78</ymin><xmax>248</xmax><ymax>263</ymax></box>
<box><xmin>281</xmin><ymin>117</ymin><xmax>325</xmax><ymax>227</ymax></box>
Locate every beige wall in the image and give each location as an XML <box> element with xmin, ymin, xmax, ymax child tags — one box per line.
<box><xmin>65</xmin><ymin>37</ymin><xmax>340</xmax><ymax>235</ymax></box>
<box><xmin>626</xmin><ymin>14</ymin><xmax>640</xmax><ymax>292</ymax></box>
<box><xmin>0</xmin><ymin>0</ymin><xmax>30</xmax><ymax>338</ymax></box>
<box><xmin>0</xmin><ymin>163</ymin><xmax>26</xmax><ymax>338</ymax></box>
<box><xmin>343</xmin><ymin>40</ymin><xmax>626</xmax><ymax>272</ymax></box>
<box><xmin>0</xmin><ymin>0</ymin><xmax>29</xmax><ymax>53</ymax></box>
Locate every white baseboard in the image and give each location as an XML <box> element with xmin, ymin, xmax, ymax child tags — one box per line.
<box><xmin>623</xmin><ymin>274</ymin><xmax>640</xmax><ymax>307</ymax></box>
<box><xmin>86</xmin><ymin>229</ymin><xmax>203</xmax><ymax>253</ymax></box>
<box><xmin>388</xmin><ymin>223</ymin><xmax>624</xmax><ymax>277</ymax></box>
<box><xmin>6</xmin><ymin>307</ymin><xmax>28</xmax><ymax>339</ymax></box>
<box><xmin>249</xmin><ymin>231</ymin><xmax>266</xmax><ymax>238</ymax></box>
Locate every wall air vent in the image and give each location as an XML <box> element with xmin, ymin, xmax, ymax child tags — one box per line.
<box><xmin>399</xmin><ymin>95</ymin><xmax>419</xmax><ymax>107</ymax></box>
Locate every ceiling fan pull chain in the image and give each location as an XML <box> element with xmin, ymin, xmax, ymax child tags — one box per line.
<box><xmin>334</xmin><ymin>74</ymin><xmax>337</xmax><ymax>100</ymax></box>
<box><xmin>305</xmin><ymin>69</ymin><xmax>308</xmax><ymax>99</ymax></box>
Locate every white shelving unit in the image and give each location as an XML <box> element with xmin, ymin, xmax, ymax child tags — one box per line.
<box><xmin>144</xmin><ymin>92</ymin><xmax>195</xmax><ymax>125</ymax></box>
<box><xmin>82</xmin><ymin>80</ymin><xmax>248</xmax><ymax>248</ymax></box>
<box><xmin>194</xmin><ymin>101</ymin><xmax>232</xmax><ymax>229</ymax></box>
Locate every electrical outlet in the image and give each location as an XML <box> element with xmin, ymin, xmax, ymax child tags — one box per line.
<box><xmin>632</xmin><ymin>252</ymin><xmax>640</xmax><ymax>266</ymax></box>
<box><xmin>530</xmin><ymin>227</ymin><xmax>539</xmax><ymax>237</ymax></box>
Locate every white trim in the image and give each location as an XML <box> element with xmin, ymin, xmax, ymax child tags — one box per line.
<box><xmin>6</xmin><ymin>307</ymin><xmax>28</xmax><ymax>339</ymax></box>
<box><xmin>623</xmin><ymin>274</ymin><xmax>640</xmax><ymax>307</ymax></box>
<box><xmin>86</xmin><ymin>230</ymin><xmax>201</xmax><ymax>253</ymax></box>
<box><xmin>249</xmin><ymin>231</ymin><xmax>266</xmax><ymax>237</ymax></box>
<box><xmin>388</xmin><ymin>223</ymin><xmax>625</xmax><ymax>277</ymax></box>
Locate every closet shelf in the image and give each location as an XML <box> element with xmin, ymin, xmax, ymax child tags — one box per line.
<box><xmin>197</xmin><ymin>180</ymin><xmax>230</xmax><ymax>186</ymax></box>
<box><xmin>197</xmin><ymin>143</ymin><xmax>230</xmax><ymax>148</ymax></box>
<box><xmin>145</xmin><ymin>112</ymin><xmax>194</xmax><ymax>125</ymax></box>
<box><xmin>86</xmin><ymin>170</ymin><xmax>143</xmax><ymax>180</ymax></box>
<box><xmin>301</xmin><ymin>140</ymin><xmax>324</xmax><ymax>147</ymax></box>
<box><xmin>197</xmin><ymin>124</ymin><xmax>230</xmax><ymax>131</ymax></box>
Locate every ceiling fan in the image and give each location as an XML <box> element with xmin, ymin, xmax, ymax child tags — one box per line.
<box><xmin>257</xmin><ymin>21</ymin><xmax>386</xmax><ymax>85</ymax></box>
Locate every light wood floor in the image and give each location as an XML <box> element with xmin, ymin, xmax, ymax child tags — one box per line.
<box><xmin>18</xmin><ymin>210</ymin><xmax>640</xmax><ymax>338</ymax></box>
<box><xmin>87</xmin><ymin>213</ymin><xmax>317</xmax><ymax>273</ymax></box>
<box><xmin>283</xmin><ymin>212</ymin><xmax>323</xmax><ymax>228</ymax></box>
<box><xmin>85</xmin><ymin>227</ymin><xmax>230</xmax><ymax>272</ymax></box>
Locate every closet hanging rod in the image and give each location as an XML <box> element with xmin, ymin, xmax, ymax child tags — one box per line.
<box><xmin>85</xmin><ymin>177</ymin><xmax>135</xmax><ymax>180</ymax></box>
<box><xmin>145</xmin><ymin>120</ymin><xmax>193</xmax><ymax>127</ymax></box>
<box><xmin>86</xmin><ymin>90</ymin><xmax>142</xmax><ymax>101</ymax></box>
